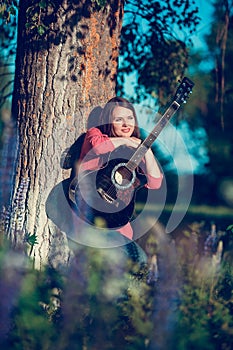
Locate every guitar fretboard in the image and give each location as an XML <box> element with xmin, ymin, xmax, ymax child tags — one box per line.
<box><xmin>126</xmin><ymin>101</ymin><xmax>180</xmax><ymax>172</ymax></box>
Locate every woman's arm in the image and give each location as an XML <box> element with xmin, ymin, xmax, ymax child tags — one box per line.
<box><xmin>111</xmin><ymin>136</ymin><xmax>161</xmax><ymax>178</ymax></box>
<box><xmin>84</xmin><ymin>129</ymin><xmax>163</xmax><ymax>188</ymax></box>
<box><xmin>143</xmin><ymin>149</ymin><xmax>163</xmax><ymax>189</ymax></box>
<box><xmin>110</xmin><ymin>135</ymin><xmax>162</xmax><ymax>178</ymax></box>
<box><xmin>111</xmin><ymin>136</ymin><xmax>163</xmax><ymax>188</ymax></box>
<box><xmin>109</xmin><ymin>136</ymin><xmax>141</xmax><ymax>149</ymax></box>
<box><xmin>144</xmin><ymin>149</ymin><xmax>162</xmax><ymax>178</ymax></box>
<box><xmin>83</xmin><ymin>128</ymin><xmax>141</xmax><ymax>156</ymax></box>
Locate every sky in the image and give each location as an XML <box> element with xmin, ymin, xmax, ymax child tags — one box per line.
<box><xmin>192</xmin><ymin>0</ymin><xmax>214</xmax><ymax>49</ymax></box>
<box><xmin>131</xmin><ymin>0</ymin><xmax>215</xmax><ymax>175</ymax></box>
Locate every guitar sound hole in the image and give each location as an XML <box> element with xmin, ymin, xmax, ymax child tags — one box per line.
<box><xmin>111</xmin><ymin>163</ymin><xmax>136</xmax><ymax>190</ymax></box>
<box><xmin>115</xmin><ymin>167</ymin><xmax>132</xmax><ymax>185</ymax></box>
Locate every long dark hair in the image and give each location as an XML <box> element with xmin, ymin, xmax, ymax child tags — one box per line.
<box><xmin>99</xmin><ymin>97</ymin><xmax>140</xmax><ymax>138</ymax></box>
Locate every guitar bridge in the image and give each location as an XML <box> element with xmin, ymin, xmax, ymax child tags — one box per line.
<box><xmin>97</xmin><ymin>188</ymin><xmax>119</xmax><ymax>207</ymax></box>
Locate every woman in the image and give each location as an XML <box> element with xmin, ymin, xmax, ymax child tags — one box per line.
<box><xmin>71</xmin><ymin>97</ymin><xmax>163</xmax><ymax>240</ymax></box>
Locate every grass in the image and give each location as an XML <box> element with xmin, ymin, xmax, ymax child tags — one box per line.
<box><xmin>135</xmin><ymin>203</ymin><xmax>233</xmax><ymax>226</ymax></box>
<box><xmin>135</xmin><ymin>203</ymin><xmax>233</xmax><ymax>216</ymax></box>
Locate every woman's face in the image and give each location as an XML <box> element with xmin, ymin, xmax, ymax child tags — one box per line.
<box><xmin>111</xmin><ymin>106</ymin><xmax>136</xmax><ymax>137</ymax></box>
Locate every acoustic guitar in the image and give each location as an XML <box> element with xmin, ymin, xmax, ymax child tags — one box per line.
<box><xmin>69</xmin><ymin>77</ymin><xmax>194</xmax><ymax>228</ymax></box>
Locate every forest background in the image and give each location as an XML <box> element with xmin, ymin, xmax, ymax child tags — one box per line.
<box><xmin>0</xmin><ymin>0</ymin><xmax>233</xmax><ymax>349</ymax></box>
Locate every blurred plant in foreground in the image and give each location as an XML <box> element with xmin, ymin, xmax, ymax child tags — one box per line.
<box><xmin>174</xmin><ymin>223</ymin><xmax>233</xmax><ymax>350</ymax></box>
<box><xmin>0</xmin><ymin>224</ymin><xmax>154</xmax><ymax>350</ymax></box>
<box><xmin>1</xmin><ymin>221</ymin><xmax>233</xmax><ymax>349</ymax></box>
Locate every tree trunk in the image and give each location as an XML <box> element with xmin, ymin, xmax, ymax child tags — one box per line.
<box><xmin>6</xmin><ymin>0</ymin><xmax>124</xmax><ymax>268</ymax></box>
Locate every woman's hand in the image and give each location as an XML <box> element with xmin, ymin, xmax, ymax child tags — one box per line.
<box><xmin>109</xmin><ymin>136</ymin><xmax>141</xmax><ymax>149</ymax></box>
<box><xmin>125</xmin><ymin>137</ymin><xmax>141</xmax><ymax>148</ymax></box>
<box><xmin>109</xmin><ymin>135</ymin><xmax>162</xmax><ymax>181</ymax></box>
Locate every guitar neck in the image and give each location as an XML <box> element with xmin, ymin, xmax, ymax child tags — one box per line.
<box><xmin>126</xmin><ymin>100</ymin><xmax>180</xmax><ymax>171</ymax></box>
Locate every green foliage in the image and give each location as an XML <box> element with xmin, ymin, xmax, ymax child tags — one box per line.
<box><xmin>10</xmin><ymin>271</ymin><xmax>57</xmax><ymax>350</ymax></box>
<box><xmin>175</xmin><ymin>263</ymin><xmax>233</xmax><ymax>350</ymax></box>
<box><xmin>1</xmin><ymin>222</ymin><xmax>233</xmax><ymax>349</ymax></box>
<box><xmin>0</xmin><ymin>1</ymin><xmax>17</xmax><ymax>113</ymax></box>
<box><xmin>0</xmin><ymin>0</ymin><xmax>18</xmax><ymax>22</ymax></box>
<box><xmin>0</xmin><ymin>0</ymin><xmax>200</xmax><ymax>107</ymax></box>
<box><xmin>0</xmin><ymin>230</ymin><xmax>154</xmax><ymax>349</ymax></box>
<box><xmin>227</xmin><ymin>224</ymin><xmax>233</xmax><ymax>233</ymax></box>
<box><xmin>25</xmin><ymin>1</ymin><xmax>55</xmax><ymax>36</ymax></box>
<box><xmin>24</xmin><ymin>232</ymin><xmax>38</xmax><ymax>257</ymax></box>
<box><xmin>24</xmin><ymin>0</ymin><xmax>108</xmax><ymax>38</ymax></box>
<box><xmin>92</xmin><ymin>0</ymin><xmax>107</xmax><ymax>8</ymax></box>
<box><xmin>24</xmin><ymin>232</ymin><xmax>38</xmax><ymax>247</ymax></box>
<box><xmin>173</xmin><ymin>222</ymin><xmax>233</xmax><ymax>350</ymax></box>
<box><xmin>56</xmin><ymin>245</ymin><xmax>152</xmax><ymax>350</ymax></box>
<box><xmin>186</xmin><ymin>0</ymin><xmax>233</xmax><ymax>204</ymax></box>
<box><xmin>118</xmin><ymin>0</ymin><xmax>200</xmax><ymax>104</ymax></box>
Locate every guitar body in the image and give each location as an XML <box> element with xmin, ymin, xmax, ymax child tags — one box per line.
<box><xmin>69</xmin><ymin>146</ymin><xmax>147</xmax><ymax>228</ymax></box>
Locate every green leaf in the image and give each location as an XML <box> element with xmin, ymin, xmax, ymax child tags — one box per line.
<box><xmin>25</xmin><ymin>232</ymin><xmax>38</xmax><ymax>246</ymax></box>
<box><xmin>226</xmin><ymin>225</ymin><xmax>233</xmax><ymax>232</ymax></box>
<box><xmin>37</xmin><ymin>25</ymin><xmax>46</xmax><ymax>35</ymax></box>
<box><xmin>25</xmin><ymin>22</ymin><xmax>35</xmax><ymax>29</ymax></box>
<box><xmin>97</xmin><ymin>0</ymin><xmax>107</xmax><ymax>7</ymax></box>
<box><xmin>92</xmin><ymin>0</ymin><xmax>107</xmax><ymax>8</ymax></box>
<box><xmin>39</xmin><ymin>0</ymin><xmax>47</xmax><ymax>9</ymax></box>
<box><xmin>32</xmin><ymin>13</ymin><xmax>39</xmax><ymax>21</ymax></box>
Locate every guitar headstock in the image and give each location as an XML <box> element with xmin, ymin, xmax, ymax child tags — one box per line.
<box><xmin>174</xmin><ymin>77</ymin><xmax>194</xmax><ymax>105</ymax></box>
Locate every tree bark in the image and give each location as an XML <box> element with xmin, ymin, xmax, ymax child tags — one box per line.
<box><xmin>6</xmin><ymin>0</ymin><xmax>124</xmax><ymax>268</ymax></box>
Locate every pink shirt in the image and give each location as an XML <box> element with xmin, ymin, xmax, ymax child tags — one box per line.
<box><xmin>78</xmin><ymin>127</ymin><xmax>163</xmax><ymax>239</ymax></box>
<box><xmin>79</xmin><ymin>127</ymin><xmax>115</xmax><ymax>172</ymax></box>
